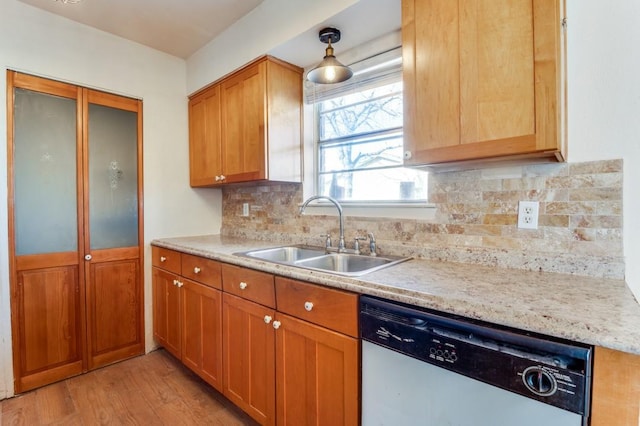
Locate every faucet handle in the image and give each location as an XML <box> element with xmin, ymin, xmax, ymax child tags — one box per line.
<box><xmin>353</xmin><ymin>236</ymin><xmax>367</xmax><ymax>255</ymax></box>
<box><xmin>367</xmin><ymin>232</ymin><xmax>377</xmax><ymax>257</ymax></box>
<box><xmin>320</xmin><ymin>233</ymin><xmax>332</xmax><ymax>249</ymax></box>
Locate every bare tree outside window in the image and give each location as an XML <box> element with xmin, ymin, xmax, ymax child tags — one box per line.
<box><xmin>317</xmin><ymin>81</ymin><xmax>427</xmax><ymax>201</ymax></box>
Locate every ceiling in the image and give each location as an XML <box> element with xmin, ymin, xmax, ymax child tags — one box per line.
<box><xmin>17</xmin><ymin>0</ymin><xmax>400</xmax><ymax>66</ymax></box>
<box><xmin>17</xmin><ymin>0</ymin><xmax>265</xmax><ymax>58</ymax></box>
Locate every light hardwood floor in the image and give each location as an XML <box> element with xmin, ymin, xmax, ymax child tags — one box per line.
<box><xmin>0</xmin><ymin>349</ymin><xmax>259</xmax><ymax>425</ymax></box>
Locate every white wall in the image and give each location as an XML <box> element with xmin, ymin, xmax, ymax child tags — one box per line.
<box><xmin>186</xmin><ymin>0</ymin><xmax>359</xmax><ymax>94</ymax></box>
<box><xmin>0</xmin><ymin>0</ymin><xmax>221</xmax><ymax>399</ymax></box>
<box><xmin>566</xmin><ymin>0</ymin><xmax>640</xmax><ymax>299</ymax></box>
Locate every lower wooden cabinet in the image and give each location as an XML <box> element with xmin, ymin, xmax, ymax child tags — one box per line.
<box><xmin>222</xmin><ymin>293</ymin><xmax>276</xmax><ymax>425</ymax></box>
<box><xmin>276</xmin><ymin>312</ymin><xmax>359</xmax><ymax>426</ymax></box>
<box><xmin>152</xmin><ymin>247</ymin><xmax>361</xmax><ymax>426</ymax></box>
<box><xmin>181</xmin><ymin>278</ymin><xmax>223</xmax><ymax>390</ymax></box>
<box><xmin>591</xmin><ymin>346</ymin><xmax>640</xmax><ymax>426</ymax></box>
<box><xmin>152</xmin><ymin>267</ymin><xmax>181</xmax><ymax>358</ymax></box>
<box><xmin>152</xmin><ymin>247</ymin><xmax>223</xmax><ymax>392</ymax></box>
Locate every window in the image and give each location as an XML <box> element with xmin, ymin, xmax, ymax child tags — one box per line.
<box><xmin>309</xmin><ymin>48</ymin><xmax>427</xmax><ymax>203</ymax></box>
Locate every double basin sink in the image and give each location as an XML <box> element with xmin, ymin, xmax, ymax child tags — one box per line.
<box><xmin>235</xmin><ymin>245</ymin><xmax>410</xmax><ymax>277</ymax></box>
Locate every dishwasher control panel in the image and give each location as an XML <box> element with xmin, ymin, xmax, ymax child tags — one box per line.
<box><xmin>360</xmin><ymin>296</ymin><xmax>592</xmax><ymax>417</ymax></box>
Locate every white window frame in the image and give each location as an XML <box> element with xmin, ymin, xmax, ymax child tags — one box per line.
<box><xmin>300</xmin><ymin>32</ymin><xmax>435</xmax><ymax>220</ymax></box>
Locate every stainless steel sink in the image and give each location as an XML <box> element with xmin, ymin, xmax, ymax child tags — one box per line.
<box><xmin>295</xmin><ymin>253</ymin><xmax>404</xmax><ymax>276</ymax></box>
<box><xmin>240</xmin><ymin>245</ymin><xmax>326</xmax><ymax>263</ymax></box>
<box><xmin>234</xmin><ymin>245</ymin><xmax>410</xmax><ymax>276</ymax></box>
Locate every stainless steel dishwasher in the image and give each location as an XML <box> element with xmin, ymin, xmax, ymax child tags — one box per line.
<box><xmin>360</xmin><ymin>296</ymin><xmax>592</xmax><ymax>426</ymax></box>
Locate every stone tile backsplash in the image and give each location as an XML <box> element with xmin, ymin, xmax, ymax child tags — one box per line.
<box><xmin>221</xmin><ymin>159</ymin><xmax>624</xmax><ymax>279</ymax></box>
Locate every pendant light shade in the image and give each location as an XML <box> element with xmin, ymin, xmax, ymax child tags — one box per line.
<box><xmin>307</xmin><ymin>28</ymin><xmax>353</xmax><ymax>84</ymax></box>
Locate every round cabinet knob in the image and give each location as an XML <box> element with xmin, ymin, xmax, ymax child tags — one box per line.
<box><xmin>177</xmin><ymin>281</ymin><xmax>184</xmax><ymax>288</ymax></box>
<box><xmin>219</xmin><ymin>175</ymin><xmax>226</xmax><ymax>181</ymax></box>
<box><xmin>215</xmin><ymin>176</ymin><xmax>221</xmax><ymax>182</ymax></box>
<box><xmin>193</xmin><ymin>267</ymin><xmax>201</xmax><ymax>274</ymax></box>
<box><xmin>160</xmin><ymin>256</ymin><xmax>166</xmax><ymax>262</ymax></box>
<box><xmin>239</xmin><ymin>282</ymin><xmax>248</xmax><ymax>290</ymax></box>
<box><xmin>84</xmin><ymin>254</ymin><xmax>92</xmax><ymax>261</ymax></box>
<box><xmin>173</xmin><ymin>279</ymin><xmax>179</xmax><ymax>286</ymax></box>
<box><xmin>264</xmin><ymin>315</ymin><xmax>272</xmax><ymax>324</ymax></box>
<box><xmin>304</xmin><ymin>301</ymin><xmax>314</xmax><ymax>312</ymax></box>
<box><xmin>404</xmin><ymin>151</ymin><xmax>412</xmax><ymax>160</ymax></box>
<box><xmin>272</xmin><ymin>320</ymin><xmax>281</xmax><ymax>330</ymax></box>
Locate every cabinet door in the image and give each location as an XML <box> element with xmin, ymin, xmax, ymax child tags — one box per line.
<box><xmin>220</xmin><ymin>62</ymin><xmax>266</xmax><ymax>183</ymax></box>
<box><xmin>403</xmin><ymin>0</ymin><xmax>562</xmax><ymax>165</ymax></box>
<box><xmin>276</xmin><ymin>313</ymin><xmax>359</xmax><ymax>426</ymax></box>
<box><xmin>189</xmin><ymin>85</ymin><xmax>222</xmax><ymax>187</ymax></box>
<box><xmin>152</xmin><ymin>268</ymin><xmax>181</xmax><ymax>358</ymax></box>
<box><xmin>181</xmin><ymin>279</ymin><xmax>223</xmax><ymax>392</ymax></box>
<box><xmin>223</xmin><ymin>293</ymin><xmax>275</xmax><ymax>426</ymax></box>
<box><xmin>591</xmin><ymin>347</ymin><xmax>640</xmax><ymax>426</ymax></box>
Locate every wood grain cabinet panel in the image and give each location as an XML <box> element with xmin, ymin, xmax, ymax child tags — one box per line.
<box><xmin>223</xmin><ymin>293</ymin><xmax>276</xmax><ymax>426</ymax></box>
<box><xmin>152</xmin><ymin>246</ymin><xmax>181</xmax><ymax>275</ymax></box>
<box><xmin>222</xmin><ymin>263</ymin><xmax>275</xmax><ymax>308</ymax></box>
<box><xmin>275</xmin><ymin>312</ymin><xmax>359</xmax><ymax>426</ymax></box>
<box><xmin>152</xmin><ymin>251</ymin><xmax>224</xmax><ymax>393</ymax></box>
<box><xmin>403</xmin><ymin>0</ymin><xmax>566</xmax><ymax>167</ymax></box>
<box><xmin>275</xmin><ymin>277</ymin><xmax>358</xmax><ymax>338</ymax></box>
<box><xmin>181</xmin><ymin>253</ymin><xmax>222</xmax><ymax>289</ymax></box>
<box><xmin>188</xmin><ymin>56</ymin><xmax>303</xmax><ymax>187</ymax></box>
<box><xmin>152</xmin><ymin>267</ymin><xmax>181</xmax><ymax>359</ymax></box>
<box><xmin>591</xmin><ymin>346</ymin><xmax>640</xmax><ymax>426</ymax></box>
<box><xmin>181</xmin><ymin>278</ymin><xmax>223</xmax><ymax>391</ymax></box>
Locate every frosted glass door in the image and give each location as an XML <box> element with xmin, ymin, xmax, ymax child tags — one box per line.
<box><xmin>13</xmin><ymin>88</ymin><xmax>78</xmax><ymax>255</ymax></box>
<box><xmin>88</xmin><ymin>103</ymin><xmax>138</xmax><ymax>250</ymax></box>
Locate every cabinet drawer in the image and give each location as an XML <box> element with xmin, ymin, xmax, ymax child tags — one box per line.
<box><xmin>152</xmin><ymin>246</ymin><xmax>181</xmax><ymax>274</ymax></box>
<box><xmin>222</xmin><ymin>264</ymin><xmax>275</xmax><ymax>309</ymax></box>
<box><xmin>181</xmin><ymin>254</ymin><xmax>222</xmax><ymax>289</ymax></box>
<box><xmin>275</xmin><ymin>277</ymin><xmax>358</xmax><ymax>337</ymax></box>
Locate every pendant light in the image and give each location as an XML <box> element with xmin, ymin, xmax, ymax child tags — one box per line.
<box><xmin>306</xmin><ymin>28</ymin><xmax>353</xmax><ymax>84</ymax></box>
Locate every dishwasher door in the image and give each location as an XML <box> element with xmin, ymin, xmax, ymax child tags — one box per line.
<box><xmin>362</xmin><ymin>340</ymin><xmax>584</xmax><ymax>426</ymax></box>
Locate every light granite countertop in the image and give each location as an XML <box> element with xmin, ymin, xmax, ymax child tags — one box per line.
<box><xmin>152</xmin><ymin>234</ymin><xmax>640</xmax><ymax>355</ymax></box>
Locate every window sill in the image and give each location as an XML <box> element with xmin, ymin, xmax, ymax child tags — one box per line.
<box><xmin>297</xmin><ymin>200</ymin><xmax>436</xmax><ymax>220</ymax></box>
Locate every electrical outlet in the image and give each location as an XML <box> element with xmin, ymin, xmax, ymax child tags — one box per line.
<box><xmin>242</xmin><ymin>203</ymin><xmax>249</xmax><ymax>217</ymax></box>
<box><xmin>517</xmin><ymin>201</ymin><xmax>539</xmax><ymax>229</ymax></box>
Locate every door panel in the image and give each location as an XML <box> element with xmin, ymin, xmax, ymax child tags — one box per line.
<box><xmin>87</xmin><ymin>102</ymin><xmax>139</xmax><ymax>250</ymax></box>
<box><xmin>83</xmin><ymin>89</ymin><xmax>144</xmax><ymax>370</ymax></box>
<box><xmin>87</xmin><ymin>259</ymin><xmax>142</xmax><ymax>369</ymax></box>
<box><xmin>15</xmin><ymin>266</ymin><xmax>83</xmax><ymax>391</ymax></box>
<box><xmin>12</xmin><ymin>87</ymin><xmax>79</xmax><ymax>255</ymax></box>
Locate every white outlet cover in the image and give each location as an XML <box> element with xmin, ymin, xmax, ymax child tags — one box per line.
<box><xmin>517</xmin><ymin>201</ymin><xmax>539</xmax><ymax>229</ymax></box>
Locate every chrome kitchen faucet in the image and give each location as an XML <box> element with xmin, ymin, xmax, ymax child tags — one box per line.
<box><xmin>299</xmin><ymin>195</ymin><xmax>346</xmax><ymax>252</ymax></box>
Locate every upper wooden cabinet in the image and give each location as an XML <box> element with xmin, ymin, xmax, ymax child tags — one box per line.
<box><xmin>188</xmin><ymin>56</ymin><xmax>303</xmax><ymax>187</ymax></box>
<box><xmin>402</xmin><ymin>0</ymin><xmax>566</xmax><ymax>167</ymax></box>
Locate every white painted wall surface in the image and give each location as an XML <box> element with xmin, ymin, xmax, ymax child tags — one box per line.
<box><xmin>566</xmin><ymin>0</ymin><xmax>640</xmax><ymax>299</ymax></box>
<box><xmin>0</xmin><ymin>0</ymin><xmax>221</xmax><ymax>399</ymax></box>
<box><xmin>186</xmin><ymin>0</ymin><xmax>359</xmax><ymax>94</ymax></box>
